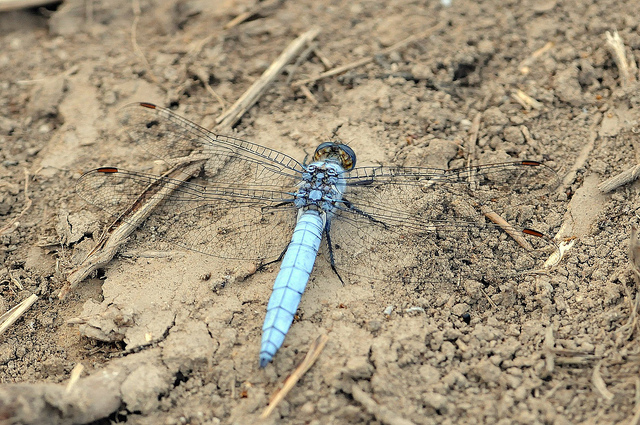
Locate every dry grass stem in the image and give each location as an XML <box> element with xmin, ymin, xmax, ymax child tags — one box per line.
<box><xmin>559</xmin><ymin>117</ymin><xmax>601</xmax><ymax>195</ymax></box>
<box><xmin>291</xmin><ymin>22</ymin><xmax>446</xmax><ymax>88</ymax></box>
<box><xmin>543</xmin><ymin>326</ymin><xmax>556</xmax><ymax>375</ymax></box>
<box><xmin>0</xmin><ymin>293</ymin><xmax>38</xmax><ymax>338</ymax></box>
<box><xmin>313</xmin><ymin>47</ymin><xmax>334</xmax><ymax>69</ymax></box>
<box><xmin>598</xmin><ymin>164</ymin><xmax>640</xmax><ymax>193</ymax></box>
<box><xmin>605</xmin><ymin>30</ymin><xmax>638</xmax><ymax>87</ymax></box>
<box><xmin>0</xmin><ymin>168</ymin><xmax>33</xmax><ymax>236</ymax></box>
<box><xmin>519</xmin><ymin>41</ymin><xmax>554</xmax><ymax>74</ymax></box>
<box><xmin>191</xmin><ymin>66</ymin><xmax>227</xmax><ymax>110</ymax></box>
<box><xmin>299</xmin><ymin>85</ymin><xmax>319</xmax><ymax>104</ymax></box>
<box><xmin>285</xmin><ymin>42</ymin><xmax>318</xmax><ymax>86</ymax></box>
<box><xmin>223</xmin><ymin>0</ymin><xmax>283</xmax><ymax>30</ymax></box>
<box><xmin>261</xmin><ymin>334</ymin><xmax>329</xmax><ymax>418</ymax></box>
<box><xmin>65</xmin><ymin>363</ymin><xmax>85</xmax><ymax>393</ymax></box>
<box><xmin>215</xmin><ymin>28</ymin><xmax>321</xmax><ymax>130</ymax></box>
<box><xmin>131</xmin><ymin>0</ymin><xmax>158</xmax><ymax>83</ymax></box>
<box><xmin>59</xmin><ymin>160</ymin><xmax>205</xmax><ymax>299</ymax></box>
<box><xmin>481</xmin><ymin>287</ymin><xmax>498</xmax><ymax>309</ymax></box>
<box><xmin>511</xmin><ymin>89</ymin><xmax>543</xmax><ymax>110</ymax></box>
<box><xmin>592</xmin><ymin>361</ymin><xmax>615</xmax><ymax>401</ymax></box>
<box><xmin>543</xmin><ymin>239</ymin><xmax>575</xmax><ymax>268</ymax></box>
<box><xmin>480</xmin><ymin>205</ymin><xmax>533</xmax><ymax>250</ymax></box>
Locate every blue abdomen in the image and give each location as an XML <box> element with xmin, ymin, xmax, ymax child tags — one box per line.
<box><xmin>259</xmin><ymin>210</ymin><xmax>323</xmax><ymax>367</ymax></box>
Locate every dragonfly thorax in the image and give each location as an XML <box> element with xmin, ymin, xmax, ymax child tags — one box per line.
<box><xmin>294</xmin><ymin>162</ymin><xmax>345</xmax><ymax>212</ymax></box>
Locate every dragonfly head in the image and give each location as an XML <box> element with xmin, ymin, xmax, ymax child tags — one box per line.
<box><xmin>313</xmin><ymin>142</ymin><xmax>356</xmax><ymax>171</ymax></box>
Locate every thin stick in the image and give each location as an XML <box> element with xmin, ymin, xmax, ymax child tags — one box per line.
<box><xmin>191</xmin><ymin>66</ymin><xmax>227</xmax><ymax>110</ymax></box>
<box><xmin>285</xmin><ymin>42</ymin><xmax>317</xmax><ymax>86</ymax></box>
<box><xmin>480</xmin><ymin>205</ymin><xmax>533</xmax><ymax>251</ymax></box>
<box><xmin>598</xmin><ymin>164</ymin><xmax>640</xmax><ymax>193</ymax></box>
<box><xmin>511</xmin><ymin>89</ymin><xmax>543</xmax><ymax>110</ymax></box>
<box><xmin>351</xmin><ymin>384</ymin><xmax>416</xmax><ymax>425</ymax></box>
<box><xmin>559</xmin><ymin>116</ymin><xmax>601</xmax><ymax>195</ymax></box>
<box><xmin>291</xmin><ymin>22</ymin><xmax>446</xmax><ymax>88</ymax></box>
<box><xmin>223</xmin><ymin>0</ymin><xmax>282</xmax><ymax>30</ymax></box>
<box><xmin>65</xmin><ymin>363</ymin><xmax>85</xmax><ymax>393</ymax></box>
<box><xmin>0</xmin><ymin>294</ymin><xmax>38</xmax><ymax>338</ymax></box>
<box><xmin>0</xmin><ymin>168</ymin><xmax>32</xmax><ymax>236</ymax></box>
<box><xmin>261</xmin><ymin>334</ymin><xmax>329</xmax><ymax>418</ymax></box>
<box><xmin>215</xmin><ymin>28</ymin><xmax>321</xmax><ymax>130</ymax></box>
<box><xmin>481</xmin><ymin>287</ymin><xmax>497</xmax><ymax>309</ymax></box>
<box><xmin>592</xmin><ymin>361</ymin><xmax>614</xmax><ymax>401</ymax></box>
<box><xmin>182</xmin><ymin>36</ymin><xmax>228</xmax><ymax>110</ymax></box>
<box><xmin>313</xmin><ymin>47</ymin><xmax>334</xmax><ymax>69</ymax></box>
<box><xmin>299</xmin><ymin>85</ymin><xmax>319</xmax><ymax>105</ymax></box>
<box><xmin>543</xmin><ymin>326</ymin><xmax>555</xmax><ymax>376</ymax></box>
<box><xmin>131</xmin><ymin>0</ymin><xmax>158</xmax><ymax>83</ymax></box>
<box><xmin>519</xmin><ymin>41</ymin><xmax>554</xmax><ymax>74</ymax></box>
<box><xmin>59</xmin><ymin>160</ymin><xmax>205</xmax><ymax>299</ymax></box>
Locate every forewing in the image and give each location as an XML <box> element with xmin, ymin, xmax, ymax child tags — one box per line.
<box><xmin>76</xmin><ymin>167</ymin><xmax>297</xmax><ymax>261</ymax></box>
<box><xmin>117</xmin><ymin>102</ymin><xmax>306</xmax><ymax>187</ymax></box>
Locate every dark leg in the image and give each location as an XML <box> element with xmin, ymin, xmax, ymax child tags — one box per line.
<box><xmin>259</xmin><ymin>243</ymin><xmax>289</xmax><ymax>270</ymax></box>
<box><xmin>324</xmin><ymin>219</ymin><xmax>345</xmax><ymax>285</ymax></box>
<box><xmin>339</xmin><ymin>198</ymin><xmax>388</xmax><ymax>229</ymax></box>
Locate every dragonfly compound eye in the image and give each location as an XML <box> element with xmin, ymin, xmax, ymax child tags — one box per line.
<box><xmin>313</xmin><ymin>143</ymin><xmax>357</xmax><ymax>171</ymax></box>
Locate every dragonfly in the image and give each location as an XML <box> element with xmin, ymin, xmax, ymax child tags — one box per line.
<box><xmin>76</xmin><ymin>102</ymin><xmax>556</xmax><ymax>368</ymax></box>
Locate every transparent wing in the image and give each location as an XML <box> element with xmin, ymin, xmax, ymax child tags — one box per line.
<box><xmin>77</xmin><ymin>102</ymin><xmax>308</xmax><ymax>261</ymax></box>
<box><xmin>76</xmin><ymin>167</ymin><xmax>298</xmax><ymax>261</ymax></box>
<box><xmin>326</xmin><ymin>161</ymin><xmax>557</xmax><ymax>284</ymax></box>
<box><xmin>117</xmin><ymin>102</ymin><xmax>306</xmax><ymax>186</ymax></box>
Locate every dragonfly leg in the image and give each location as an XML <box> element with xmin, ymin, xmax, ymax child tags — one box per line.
<box><xmin>324</xmin><ymin>218</ymin><xmax>345</xmax><ymax>286</ymax></box>
<box><xmin>340</xmin><ymin>198</ymin><xmax>389</xmax><ymax>229</ymax></box>
<box><xmin>259</xmin><ymin>243</ymin><xmax>289</xmax><ymax>270</ymax></box>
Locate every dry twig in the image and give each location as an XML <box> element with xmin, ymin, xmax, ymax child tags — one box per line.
<box><xmin>299</xmin><ymin>85</ymin><xmax>319</xmax><ymax>105</ymax></box>
<box><xmin>312</xmin><ymin>47</ymin><xmax>334</xmax><ymax>69</ymax></box>
<box><xmin>0</xmin><ymin>293</ymin><xmax>38</xmax><ymax>338</ymax></box>
<box><xmin>592</xmin><ymin>361</ymin><xmax>614</xmax><ymax>401</ymax></box>
<box><xmin>130</xmin><ymin>0</ymin><xmax>158</xmax><ymax>83</ymax></box>
<box><xmin>480</xmin><ymin>205</ymin><xmax>533</xmax><ymax>251</ymax></box>
<box><xmin>559</xmin><ymin>116</ymin><xmax>601</xmax><ymax>194</ymax></box>
<box><xmin>65</xmin><ymin>363</ymin><xmax>85</xmax><ymax>393</ymax></box>
<box><xmin>511</xmin><ymin>89</ymin><xmax>543</xmax><ymax>110</ymax></box>
<box><xmin>223</xmin><ymin>0</ymin><xmax>283</xmax><ymax>30</ymax></box>
<box><xmin>598</xmin><ymin>164</ymin><xmax>640</xmax><ymax>193</ymax></box>
<box><xmin>519</xmin><ymin>41</ymin><xmax>554</xmax><ymax>74</ymax></box>
<box><xmin>291</xmin><ymin>22</ymin><xmax>446</xmax><ymax>88</ymax></box>
<box><xmin>261</xmin><ymin>334</ymin><xmax>329</xmax><ymax>418</ymax></box>
<box><xmin>215</xmin><ymin>28</ymin><xmax>321</xmax><ymax>130</ymax></box>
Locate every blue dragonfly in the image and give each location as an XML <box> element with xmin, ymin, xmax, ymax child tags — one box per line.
<box><xmin>76</xmin><ymin>102</ymin><xmax>556</xmax><ymax>368</ymax></box>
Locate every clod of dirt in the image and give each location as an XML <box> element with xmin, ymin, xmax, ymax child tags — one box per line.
<box><xmin>27</xmin><ymin>77</ymin><xmax>66</xmax><ymax>119</ymax></box>
<box><xmin>161</xmin><ymin>319</ymin><xmax>218</xmax><ymax>375</ymax></box>
<box><xmin>0</xmin><ymin>349</ymin><xmax>172</xmax><ymax>425</ymax></box>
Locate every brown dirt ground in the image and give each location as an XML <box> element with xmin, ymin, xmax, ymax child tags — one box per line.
<box><xmin>1</xmin><ymin>0</ymin><xmax>640</xmax><ymax>424</ymax></box>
